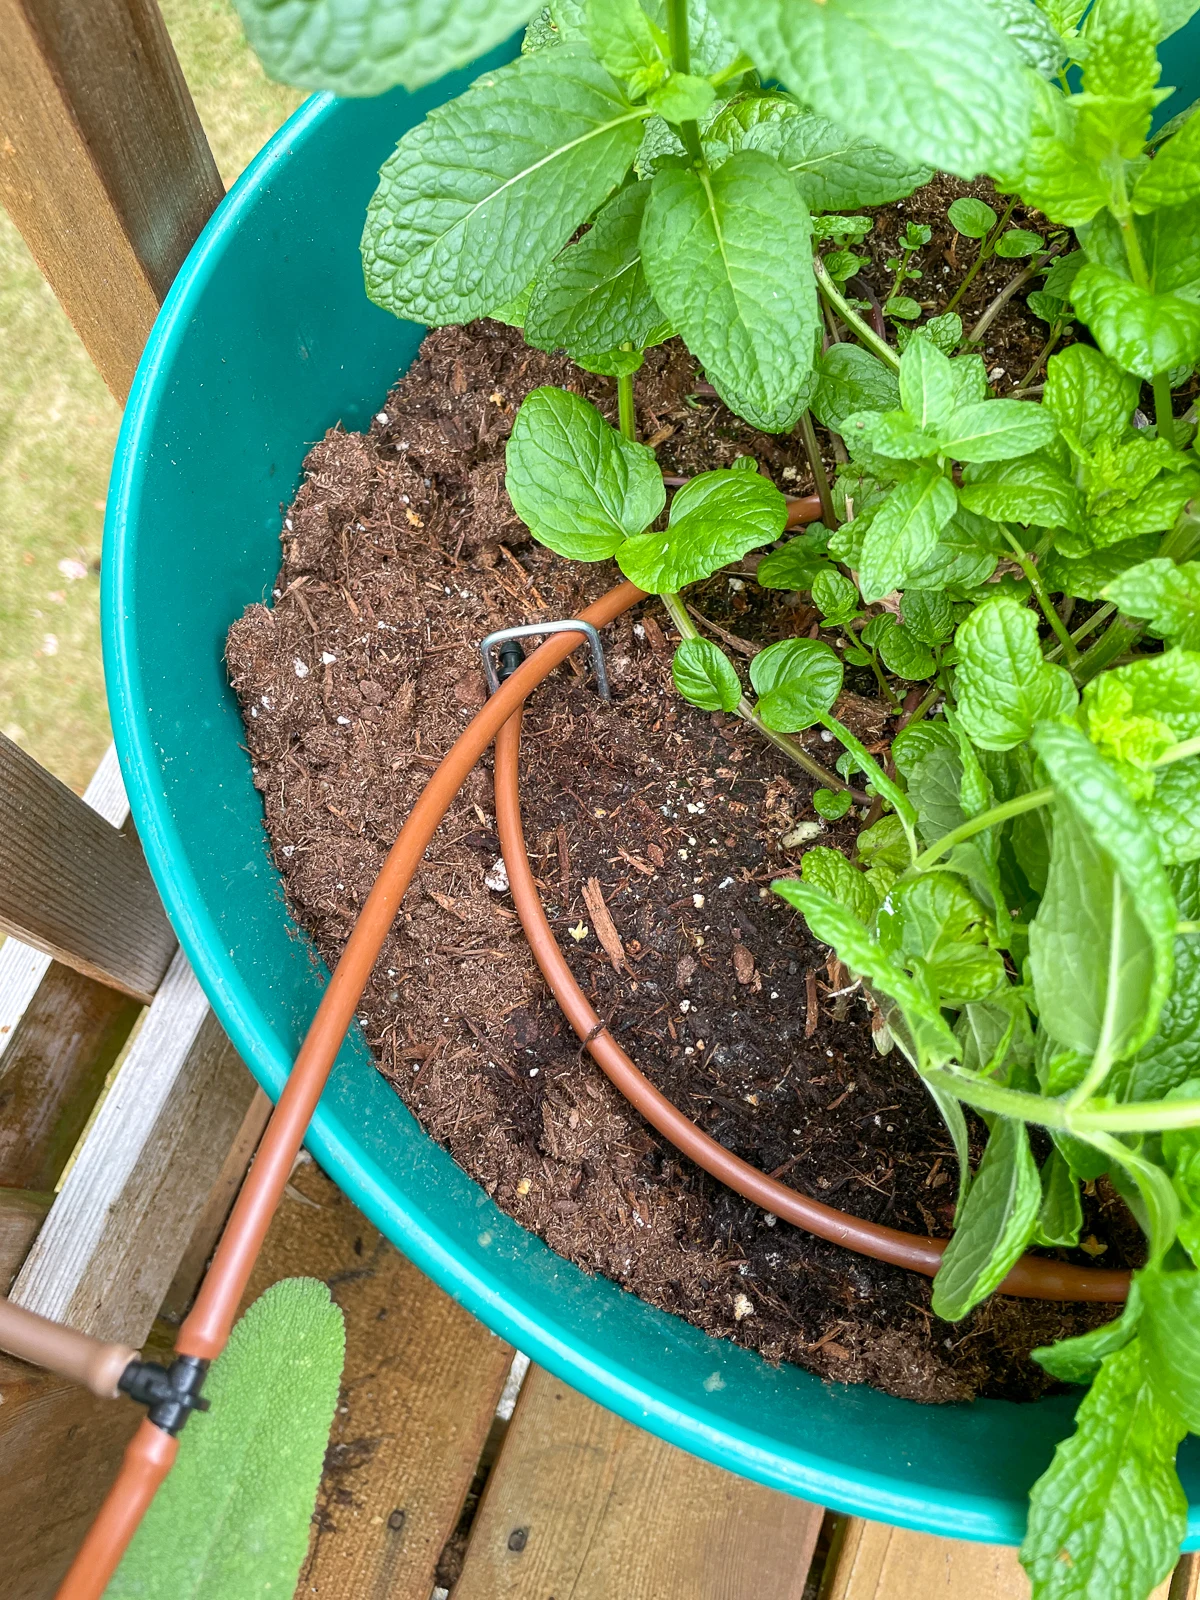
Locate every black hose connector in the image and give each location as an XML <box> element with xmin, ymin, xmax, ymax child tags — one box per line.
<box><xmin>496</xmin><ymin>637</ymin><xmax>525</xmax><ymax>683</ymax></box>
<box><xmin>118</xmin><ymin>1353</ymin><xmax>210</xmax><ymax>1435</ymax></box>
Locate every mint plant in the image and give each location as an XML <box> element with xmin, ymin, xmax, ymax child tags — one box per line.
<box><xmin>229</xmin><ymin>0</ymin><xmax>1200</xmax><ymax>1595</ymax></box>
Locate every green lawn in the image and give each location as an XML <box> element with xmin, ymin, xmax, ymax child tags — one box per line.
<box><xmin>0</xmin><ymin>0</ymin><xmax>300</xmax><ymax>791</ymax></box>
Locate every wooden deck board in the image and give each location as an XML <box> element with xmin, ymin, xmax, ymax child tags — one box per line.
<box><xmin>453</xmin><ymin>1363</ymin><xmax>822</xmax><ymax>1600</ymax></box>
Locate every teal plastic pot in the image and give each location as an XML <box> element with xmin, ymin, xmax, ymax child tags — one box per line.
<box><xmin>106</xmin><ymin>38</ymin><xmax>1200</xmax><ymax>1545</ymax></box>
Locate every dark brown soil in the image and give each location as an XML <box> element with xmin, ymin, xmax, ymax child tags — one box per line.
<box><xmin>226</xmin><ymin>185</ymin><xmax>1138</xmax><ymax>1406</ymax></box>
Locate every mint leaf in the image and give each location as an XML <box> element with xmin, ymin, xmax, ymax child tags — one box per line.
<box><xmin>947</xmin><ymin>196</ymin><xmax>997</xmax><ymax>239</ymax></box>
<box><xmin>232</xmin><ymin>0</ymin><xmax>541</xmax><ymax>94</ymax></box>
<box><xmin>749</xmin><ymin>638</ymin><xmax>843</xmax><ymax>731</ymax></box>
<box><xmin>814</xmin><ymin>788</ymin><xmax>854</xmax><ymax>821</ymax></box>
<box><xmin>506</xmin><ymin>387</ymin><xmax>664</xmax><ymax>560</ymax></box>
<box><xmin>1043</xmin><ymin>343</ymin><xmax>1139</xmax><ymax>450</ymax></box>
<box><xmin>756</xmin><ymin>531</ymin><xmax>832</xmax><ymax>590</ymax></box>
<box><xmin>799</xmin><ymin>844</ymin><xmax>878</xmax><ymax>923</ymax></box>
<box><xmin>811</xmin><ymin>344</ymin><xmax>901</xmax><ymax>434</ymax></box>
<box><xmin>902</xmin><ymin>587</ymin><xmax>955</xmax><ymax>644</ymax></box>
<box><xmin>1042</xmin><ymin>535</ymin><xmax>1160</xmax><ymax>601</ymax></box>
<box><xmin>899</xmin><ymin>336</ymin><xmax>956</xmax><ymax>434</ymax></box>
<box><xmin>812</xmin><ymin>567</ymin><xmax>861</xmax><ymax>624</ymax></box>
<box><xmin>937</xmin><ymin>398</ymin><xmax>1059</xmax><ymax>463</ymax></box>
<box><xmin>1030</xmin><ymin>722</ymin><xmax>1177</xmax><ymax>1061</ymax></box>
<box><xmin>908</xmin><ymin>505</ymin><xmax>1003</xmax><ymax>591</ymax></box>
<box><xmin>1033</xmin><ymin>1284</ymin><xmax>1142</xmax><ymax>1383</ymax></box>
<box><xmin>672</xmin><ymin>637</ymin><xmax>741</xmax><ymax>711</ymax></box>
<box><xmin>1034</xmin><ymin>1146</ymin><xmax>1084</xmax><ymax>1248</ymax></box>
<box><xmin>363</xmin><ymin>49</ymin><xmax>646</xmax><ymax>324</ymax></box>
<box><xmin>1121</xmin><ymin>866</ymin><xmax>1200</xmax><ymax>1099</ymax></box>
<box><xmin>994</xmin><ymin>226</ymin><xmax>1044</xmax><ymax>258</ymax></box>
<box><xmin>931</xmin><ymin>1117</ymin><xmax>1041</xmax><ymax>1320</ymax></box>
<box><xmin>875</xmin><ymin>617</ymin><xmax>936</xmax><ymax>679</ymax></box>
<box><xmin>524</xmin><ymin>180</ymin><xmax>669</xmax><ymax>365</ymax></box>
<box><xmin>616</xmin><ymin>467</ymin><xmax>787</xmax><ymax>590</ymax></box>
<box><xmin>1140</xmin><ymin>1268</ymin><xmax>1200</xmax><ymax>1431</ymax></box>
<box><xmin>1071</xmin><ymin>262</ymin><xmax>1200</xmax><ymax>381</ymax></box>
<box><xmin>1020</xmin><ymin>1340</ymin><xmax>1186</xmax><ymax>1600</ymax></box>
<box><xmin>774</xmin><ymin>110</ymin><xmax>933</xmax><ymax>209</ymax></box>
<box><xmin>641</xmin><ymin>150</ymin><xmax>820</xmax><ymax>432</ymax></box>
<box><xmin>1104</xmin><ymin>559</ymin><xmax>1200</xmax><ymax>650</ymax></box>
<box><xmin>772</xmin><ymin>879</ymin><xmax>960</xmax><ymax>1068</ymax></box>
<box><xmin>858</xmin><ymin>468</ymin><xmax>958</xmax><ymax>603</ymax></box>
<box><xmin>1135</xmin><ymin>104</ymin><xmax>1200</xmax><ymax>210</ymax></box>
<box><xmin>108</xmin><ymin>1279</ymin><xmax>345</xmax><ymax>1600</ymax></box>
<box><xmin>954</xmin><ymin>596</ymin><xmax>1078</xmax><ymax>749</ymax></box>
<box><xmin>843</xmin><ymin>409</ymin><xmax>941</xmax><ymax>461</ymax></box>
<box><xmin>703</xmin><ymin>0</ymin><xmax>1031</xmax><ymax>174</ymax></box>
<box><xmin>958</xmin><ymin>454</ymin><xmax>1083</xmax><ymax>530</ymax></box>
<box><xmin>648</xmin><ymin>72</ymin><xmax>716</xmax><ymax>123</ymax></box>
<box><xmin>585</xmin><ymin>0</ymin><xmax>664</xmax><ymax>87</ymax></box>
<box><xmin>985</xmin><ymin>0</ymin><xmax>1067</xmax><ymax>75</ymax></box>
<box><xmin>1085</xmin><ymin>0</ymin><xmax>1162</xmax><ymax>99</ymax></box>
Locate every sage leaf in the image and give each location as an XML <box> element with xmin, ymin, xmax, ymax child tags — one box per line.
<box><xmin>936</xmin><ymin>398</ymin><xmax>1059</xmax><ymax>463</ymax></box>
<box><xmin>811</xmin><ymin>343</ymin><xmax>900</xmax><ymax>434</ymax></box>
<box><xmin>858</xmin><ymin>467</ymin><xmax>957</xmax><ymax>603</ymax></box>
<box><xmin>954</xmin><ymin>596</ymin><xmax>1078</xmax><ymax>750</ymax></box>
<box><xmin>108</xmin><ymin>1279</ymin><xmax>344</xmax><ymax>1600</ymax></box>
<box><xmin>774</xmin><ymin>110</ymin><xmax>933</xmax><ymax>209</ymax></box>
<box><xmin>749</xmin><ymin>638</ymin><xmax>843</xmax><ymax>731</ymax></box>
<box><xmin>524</xmin><ymin>180</ymin><xmax>670</xmax><ymax>365</ymax></box>
<box><xmin>1029</xmin><ymin>722</ymin><xmax>1176</xmax><ymax>1063</ymax></box>
<box><xmin>1020</xmin><ymin>1340</ymin><xmax>1186</xmax><ymax>1600</ymax></box>
<box><xmin>931</xmin><ymin>1117</ymin><xmax>1041</xmax><ymax>1320</ymax></box>
<box><xmin>363</xmin><ymin>48</ymin><xmax>646</xmax><ymax>324</ymax></box>
<box><xmin>616</xmin><ymin>467</ymin><xmax>787</xmax><ymax>591</ymax></box>
<box><xmin>641</xmin><ymin>150</ymin><xmax>820</xmax><ymax>432</ymax></box>
<box><xmin>772</xmin><ymin>879</ymin><xmax>960</xmax><ymax>1068</ymax></box>
<box><xmin>1071</xmin><ymin>263</ymin><xmax>1200</xmax><ymax>382</ymax></box>
<box><xmin>702</xmin><ymin>0</ymin><xmax>1032</xmax><ymax>175</ymax></box>
<box><xmin>1140</xmin><ymin>1268</ymin><xmax>1200</xmax><ymax>1431</ymax></box>
<box><xmin>506</xmin><ymin>387</ymin><xmax>664</xmax><ymax>560</ymax></box>
<box><xmin>672</xmin><ymin>637</ymin><xmax>741</xmax><ymax>712</ymax></box>
<box><xmin>232</xmin><ymin>0</ymin><xmax>541</xmax><ymax>95</ymax></box>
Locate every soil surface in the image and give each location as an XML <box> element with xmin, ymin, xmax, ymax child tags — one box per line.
<box><xmin>227</xmin><ymin>177</ymin><xmax>1140</xmax><ymax>1405</ymax></box>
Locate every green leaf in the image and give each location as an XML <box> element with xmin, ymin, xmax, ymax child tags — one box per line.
<box><xmin>902</xmin><ymin>587</ymin><xmax>955</xmax><ymax>645</ymax></box>
<box><xmin>363</xmin><ymin>49</ymin><xmax>646</xmax><ymax>324</ymax></box>
<box><xmin>1027</xmin><ymin>288</ymin><xmax>1068</xmax><ymax>324</ymax></box>
<box><xmin>843</xmin><ymin>409</ymin><xmax>941</xmax><ymax>461</ymax></box>
<box><xmin>1034</xmin><ymin>1146</ymin><xmax>1085</xmax><ymax>1248</ymax></box>
<box><xmin>799</xmin><ymin>844</ymin><xmax>878</xmax><ymax>923</ymax></box>
<box><xmin>755</xmin><ymin>531</ymin><xmax>832</xmax><ymax>590</ymax></box>
<box><xmin>772</xmin><ymin>878</ymin><xmax>960</xmax><ymax>1067</ymax></box>
<box><xmin>648</xmin><ymin>71</ymin><xmax>717</xmax><ymax>123</ymax></box>
<box><xmin>487</xmin><ymin>280</ymin><xmax>535</xmax><ymax>327</ymax></box>
<box><xmin>908</xmin><ymin>505</ymin><xmax>1003</xmax><ymax>591</ymax></box>
<box><xmin>1105</xmin><ymin>559</ymin><xmax>1200</xmax><ymax>650</ymax></box>
<box><xmin>1033</xmin><ymin>1283</ymin><xmax>1143</xmax><ymax>1383</ymax></box>
<box><xmin>947</xmin><ymin>196</ymin><xmax>998</xmax><ymax>239</ymax></box>
<box><xmin>814</xmin><ymin>788</ymin><xmax>854</xmax><ymax>820</ymax></box>
<box><xmin>1085</xmin><ymin>0</ymin><xmax>1162</xmax><ymax>99</ymax></box>
<box><xmin>108</xmin><ymin>1279</ymin><xmax>345</xmax><ymax>1600</ymax></box>
<box><xmin>1120</xmin><ymin>865</ymin><xmax>1200</xmax><ymax>1100</ymax></box>
<box><xmin>703</xmin><ymin>0</ymin><xmax>1032</xmax><ymax>174</ymax></box>
<box><xmin>1135</xmin><ymin>102</ymin><xmax>1200</xmax><ymax>210</ymax></box>
<box><xmin>749</xmin><ymin>638</ymin><xmax>844</xmax><ymax>731</ymax></box>
<box><xmin>898</xmin><ymin>311</ymin><xmax>964</xmax><ymax>356</ymax></box>
<box><xmin>1042</xmin><ymin>535</ymin><xmax>1159</xmax><ymax>601</ymax></box>
<box><xmin>1071</xmin><ymin>262</ymin><xmax>1200</xmax><ymax>382</ymax></box>
<box><xmin>231</xmin><ymin>0</ymin><xmax>542</xmax><ymax>95</ymax></box>
<box><xmin>954</xmin><ymin>595</ymin><xmax>1078</xmax><ymax>750</ymax></box>
<box><xmin>1020</xmin><ymin>1340</ymin><xmax>1186</xmax><ymax>1600</ymax></box>
<box><xmin>937</xmin><ymin>398</ymin><xmax>1059</xmax><ymax>463</ymax></box>
<box><xmin>931</xmin><ymin>1117</ymin><xmax>1042</xmax><ymax>1320</ymax></box>
<box><xmin>1146</xmin><ymin>758</ymin><xmax>1200</xmax><ymax>867</ymax></box>
<box><xmin>994</xmin><ymin>226</ymin><xmax>1044</xmax><ymax>258</ymax></box>
<box><xmin>1140</xmin><ymin>1267</ymin><xmax>1200</xmax><ymax>1431</ymax></box>
<box><xmin>858</xmin><ymin>468</ymin><xmax>958</xmax><ymax>603</ymax></box>
<box><xmin>1030</xmin><ymin>722</ymin><xmax>1177</xmax><ymax>1061</ymax></box>
<box><xmin>672</xmin><ymin>637</ymin><xmax>741</xmax><ymax>711</ymax></box>
<box><xmin>641</xmin><ymin>150</ymin><xmax>821</xmax><ymax>432</ymax></box>
<box><xmin>524</xmin><ymin>180</ymin><xmax>669</xmax><ymax>364</ymax></box>
<box><xmin>958</xmin><ymin>454</ymin><xmax>1083</xmax><ymax>530</ymax></box>
<box><xmin>857</xmin><ymin>811</ymin><xmax>913</xmax><ymax>869</ymax></box>
<box><xmin>875</xmin><ymin>617</ymin><xmax>936</xmax><ymax>679</ymax></box>
<box><xmin>506</xmin><ymin>387</ymin><xmax>664</xmax><ymax>560</ymax></box>
<box><xmin>986</xmin><ymin>0</ymin><xmax>1068</xmax><ymax>74</ymax></box>
<box><xmin>812</xmin><ymin>567</ymin><xmax>861</xmax><ymax>624</ymax></box>
<box><xmin>811</xmin><ymin>344</ymin><xmax>901</xmax><ymax>434</ymax></box>
<box><xmin>774</xmin><ymin>109</ymin><xmax>933</xmax><ymax>209</ymax></box>
<box><xmin>884</xmin><ymin>295</ymin><xmax>922</xmax><ymax>320</ymax></box>
<box><xmin>617</xmin><ymin>467</ymin><xmax>787</xmax><ymax>591</ymax></box>
<box><xmin>899</xmin><ymin>336</ymin><xmax>956</xmax><ymax>434</ymax></box>
<box><xmin>585</xmin><ymin>0</ymin><xmax>664</xmax><ymax>86</ymax></box>
<box><xmin>1043</xmin><ymin>343</ymin><xmax>1139</xmax><ymax>451</ymax></box>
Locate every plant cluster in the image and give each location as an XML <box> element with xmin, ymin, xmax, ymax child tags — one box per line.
<box><xmin>231</xmin><ymin>0</ymin><xmax>1200</xmax><ymax>1594</ymax></box>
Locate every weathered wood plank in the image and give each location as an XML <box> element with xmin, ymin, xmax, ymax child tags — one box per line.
<box><xmin>0</xmin><ymin>0</ymin><xmax>222</xmax><ymax>400</ymax></box>
<box><xmin>0</xmin><ymin>1190</ymin><xmax>53</xmax><ymax>1292</ymax></box>
<box><xmin>241</xmin><ymin>1158</ymin><xmax>516</xmax><ymax>1600</ymax></box>
<box><xmin>0</xmin><ymin>731</ymin><xmax>175</xmax><ymax>1004</ymax></box>
<box><xmin>454</xmin><ymin>1364</ymin><xmax>822</xmax><ymax>1600</ymax></box>
<box><xmin>1172</xmin><ymin>1553</ymin><xmax>1200</xmax><ymax>1600</ymax></box>
<box><xmin>10</xmin><ymin>948</ymin><xmax>257</xmax><ymax>1346</ymax></box>
<box><xmin>820</xmin><ymin>1517</ymin><xmax>1180</xmax><ymax>1600</ymax></box>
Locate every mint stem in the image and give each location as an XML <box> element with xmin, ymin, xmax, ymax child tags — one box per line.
<box><xmin>665</xmin><ymin>0</ymin><xmax>704</xmax><ymax>165</ymax></box>
<box><xmin>905</xmin><ymin>785</ymin><xmax>1055</xmax><ymax>875</ymax></box>
<box><xmin>1002</xmin><ymin>530</ymin><xmax>1079</xmax><ymax>665</ymax></box>
<box><xmin>617</xmin><ymin>372</ymin><xmax>636</xmax><ymax>441</ymax></box>
<box><xmin>1153</xmin><ymin>371</ymin><xmax>1177</xmax><ymax>450</ymax></box>
<box><xmin>798</xmin><ymin>411</ymin><xmax>837</xmax><ymax>526</ymax></box>
<box><xmin>813</xmin><ymin>256</ymin><xmax>899</xmax><ymax>371</ymax></box>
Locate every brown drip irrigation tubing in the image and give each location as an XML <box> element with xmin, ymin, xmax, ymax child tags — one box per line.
<box><xmin>46</xmin><ymin>577</ymin><xmax>1125</xmax><ymax>1600</ymax></box>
